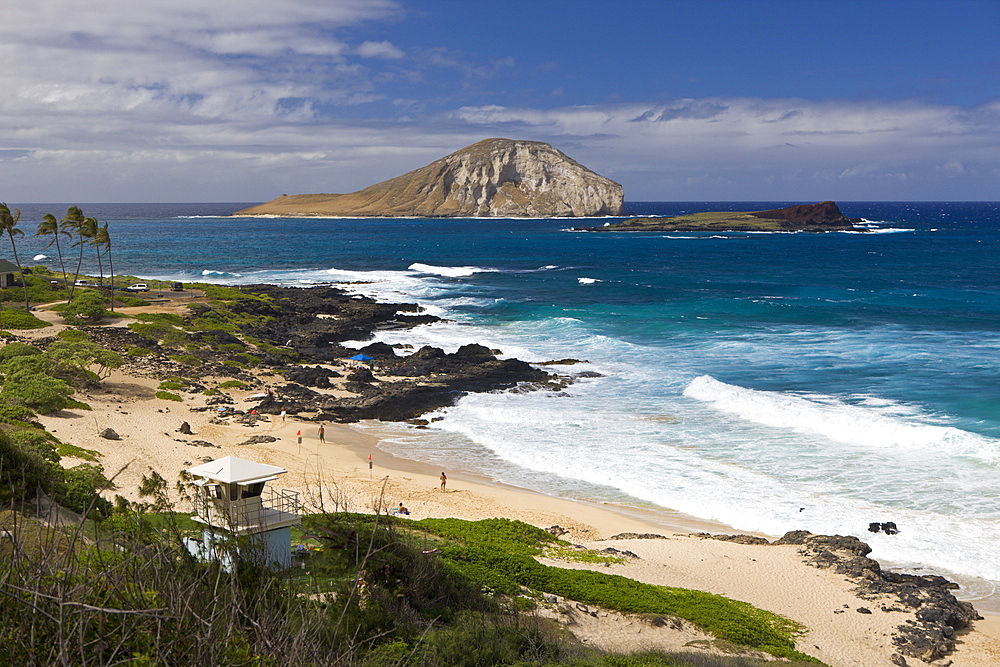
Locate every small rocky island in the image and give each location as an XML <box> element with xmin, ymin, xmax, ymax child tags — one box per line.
<box><xmin>579</xmin><ymin>201</ymin><xmax>864</xmax><ymax>233</ymax></box>
<box><xmin>234</xmin><ymin>138</ymin><xmax>623</xmax><ymax>218</ymax></box>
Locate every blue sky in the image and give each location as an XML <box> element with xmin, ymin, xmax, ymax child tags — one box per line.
<box><xmin>1</xmin><ymin>0</ymin><xmax>997</xmax><ymax>202</ymax></box>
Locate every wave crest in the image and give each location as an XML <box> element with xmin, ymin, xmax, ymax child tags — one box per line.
<box><xmin>408</xmin><ymin>263</ymin><xmax>496</xmax><ymax>277</ymax></box>
<box><xmin>683</xmin><ymin>375</ymin><xmax>1000</xmax><ymax>462</ymax></box>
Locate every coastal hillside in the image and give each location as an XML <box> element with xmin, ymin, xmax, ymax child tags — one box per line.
<box><xmin>582</xmin><ymin>201</ymin><xmax>863</xmax><ymax>232</ymax></box>
<box><xmin>233</xmin><ymin>138</ymin><xmax>624</xmax><ymax>218</ymax></box>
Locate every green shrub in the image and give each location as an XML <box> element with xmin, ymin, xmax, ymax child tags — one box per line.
<box><xmin>0</xmin><ymin>429</ymin><xmax>62</xmax><ymax>503</ymax></box>
<box><xmin>57</xmin><ymin>463</ymin><xmax>112</xmax><ymax>519</ymax></box>
<box><xmin>169</xmin><ymin>354</ymin><xmax>201</xmax><ymax>367</ymax></box>
<box><xmin>128</xmin><ymin>321</ymin><xmax>178</xmax><ymax>342</ymax></box>
<box><xmin>0</xmin><ymin>309</ymin><xmax>48</xmax><ymax>329</ymax></box>
<box><xmin>155</xmin><ymin>391</ymin><xmax>182</xmax><ymax>402</ymax></box>
<box><xmin>126</xmin><ymin>346</ymin><xmax>154</xmax><ymax>357</ymax></box>
<box><xmin>46</xmin><ymin>340</ymin><xmax>124</xmax><ymax>383</ymax></box>
<box><xmin>0</xmin><ymin>370</ymin><xmax>75</xmax><ymax>413</ymax></box>
<box><xmin>216</xmin><ymin>343</ymin><xmax>245</xmax><ymax>352</ymax></box>
<box><xmin>11</xmin><ymin>430</ymin><xmax>59</xmax><ymax>464</ymax></box>
<box><xmin>222</xmin><ymin>359</ymin><xmax>246</xmax><ymax>369</ymax></box>
<box><xmin>0</xmin><ymin>404</ymin><xmax>39</xmax><ymax>425</ymax></box>
<box><xmin>60</xmin><ymin>290</ymin><xmax>111</xmax><ymax>324</ymax></box>
<box><xmin>0</xmin><ymin>341</ymin><xmax>43</xmax><ymax>362</ymax></box>
<box><xmin>236</xmin><ymin>353</ymin><xmax>261</xmax><ymax>366</ymax></box>
<box><xmin>158</xmin><ymin>381</ymin><xmax>186</xmax><ymax>391</ymax></box>
<box><xmin>218</xmin><ymin>380</ymin><xmax>248</xmax><ymax>389</ymax></box>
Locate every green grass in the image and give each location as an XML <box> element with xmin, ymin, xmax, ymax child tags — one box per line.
<box><xmin>56</xmin><ymin>441</ymin><xmax>102</xmax><ymax>462</ymax></box>
<box><xmin>126</xmin><ymin>346</ymin><xmax>154</xmax><ymax>357</ymax></box>
<box><xmin>132</xmin><ymin>312</ymin><xmax>185</xmax><ymax>326</ymax></box>
<box><xmin>410</xmin><ymin>517</ymin><xmax>819</xmax><ymax>663</ymax></box>
<box><xmin>605</xmin><ymin>211</ymin><xmax>785</xmax><ymax>232</ymax></box>
<box><xmin>155</xmin><ymin>391</ymin><xmax>182</xmax><ymax>402</ymax></box>
<box><xmin>114</xmin><ymin>295</ymin><xmax>150</xmax><ymax>307</ymax></box>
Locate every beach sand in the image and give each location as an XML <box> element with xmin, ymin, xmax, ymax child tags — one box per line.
<box><xmin>37</xmin><ymin>367</ymin><xmax>1000</xmax><ymax>667</ymax></box>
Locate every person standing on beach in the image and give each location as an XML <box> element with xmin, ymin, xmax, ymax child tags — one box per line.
<box><xmin>439</xmin><ymin>472</ymin><xmax>447</xmax><ymax>491</ymax></box>
<box><xmin>318</xmin><ymin>424</ymin><xmax>325</xmax><ymax>443</ymax></box>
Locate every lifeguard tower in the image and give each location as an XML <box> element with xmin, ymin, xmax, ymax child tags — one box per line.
<box><xmin>184</xmin><ymin>456</ymin><xmax>301</xmax><ymax>569</ymax></box>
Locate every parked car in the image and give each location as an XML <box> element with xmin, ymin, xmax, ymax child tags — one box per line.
<box><xmin>75</xmin><ymin>279</ymin><xmax>94</xmax><ymax>286</ymax></box>
<box><xmin>125</xmin><ymin>283</ymin><xmax>149</xmax><ymax>292</ymax></box>
<box><xmin>171</xmin><ymin>282</ymin><xmax>184</xmax><ymax>291</ymax></box>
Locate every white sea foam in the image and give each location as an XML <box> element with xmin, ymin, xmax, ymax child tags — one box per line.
<box><xmin>683</xmin><ymin>375</ymin><xmax>1000</xmax><ymax>462</ymax></box>
<box><xmin>408</xmin><ymin>263</ymin><xmax>497</xmax><ymax>277</ymax></box>
<box><xmin>33</xmin><ymin>254</ymin><xmax>48</xmax><ymax>261</ymax></box>
<box><xmin>344</xmin><ymin>291</ymin><xmax>1000</xmax><ymax>581</ymax></box>
<box><xmin>202</xmin><ymin>269</ymin><xmax>243</xmax><ymax>277</ymax></box>
<box><xmin>578</xmin><ymin>277</ymin><xmax>599</xmax><ymax>284</ymax></box>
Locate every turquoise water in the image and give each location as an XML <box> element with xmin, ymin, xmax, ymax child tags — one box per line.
<box><xmin>12</xmin><ymin>201</ymin><xmax>1000</xmax><ymax>587</ymax></box>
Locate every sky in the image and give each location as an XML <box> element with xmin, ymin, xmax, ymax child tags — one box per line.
<box><xmin>1</xmin><ymin>0</ymin><xmax>998</xmax><ymax>203</ymax></box>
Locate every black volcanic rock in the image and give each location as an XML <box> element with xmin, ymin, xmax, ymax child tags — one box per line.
<box><xmin>750</xmin><ymin>201</ymin><xmax>857</xmax><ymax>226</ymax></box>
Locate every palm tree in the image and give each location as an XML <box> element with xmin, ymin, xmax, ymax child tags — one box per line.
<box><xmin>93</xmin><ymin>222</ymin><xmax>114</xmax><ymax>311</ymax></box>
<box><xmin>85</xmin><ymin>218</ymin><xmax>105</xmax><ymax>287</ymax></box>
<box><xmin>72</xmin><ymin>217</ymin><xmax>99</xmax><ymax>299</ymax></box>
<box><xmin>61</xmin><ymin>206</ymin><xmax>86</xmax><ymax>302</ymax></box>
<box><xmin>0</xmin><ymin>202</ymin><xmax>31</xmax><ymax>312</ymax></box>
<box><xmin>36</xmin><ymin>213</ymin><xmax>71</xmax><ymax>294</ymax></box>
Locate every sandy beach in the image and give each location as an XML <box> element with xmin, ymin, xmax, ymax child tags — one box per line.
<box><xmin>36</xmin><ymin>361</ymin><xmax>1000</xmax><ymax>667</ymax></box>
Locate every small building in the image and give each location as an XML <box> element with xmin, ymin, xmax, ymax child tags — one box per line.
<box><xmin>184</xmin><ymin>456</ymin><xmax>301</xmax><ymax>569</ymax></box>
<box><xmin>0</xmin><ymin>259</ymin><xmax>21</xmax><ymax>288</ymax></box>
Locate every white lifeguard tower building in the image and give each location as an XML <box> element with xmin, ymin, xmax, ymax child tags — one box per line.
<box><xmin>184</xmin><ymin>456</ymin><xmax>301</xmax><ymax>569</ymax></box>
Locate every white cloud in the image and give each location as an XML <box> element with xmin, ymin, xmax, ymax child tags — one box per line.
<box><xmin>1</xmin><ymin>0</ymin><xmax>997</xmax><ymax>201</ymax></box>
<box><xmin>355</xmin><ymin>41</ymin><xmax>405</xmax><ymax>59</ymax></box>
<box><xmin>446</xmin><ymin>99</ymin><xmax>1000</xmax><ymax>198</ymax></box>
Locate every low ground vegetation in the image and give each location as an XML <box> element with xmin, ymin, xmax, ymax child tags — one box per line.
<box><xmin>0</xmin><ymin>494</ymin><xmax>822</xmax><ymax>666</ymax></box>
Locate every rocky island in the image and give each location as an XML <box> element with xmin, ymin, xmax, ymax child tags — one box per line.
<box><xmin>579</xmin><ymin>201</ymin><xmax>864</xmax><ymax>233</ymax></box>
<box><xmin>233</xmin><ymin>138</ymin><xmax>624</xmax><ymax>218</ymax></box>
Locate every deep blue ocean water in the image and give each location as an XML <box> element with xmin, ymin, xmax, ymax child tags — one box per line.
<box><xmin>10</xmin><ymin>201</ymin><xmax>1000</xmax><ymax>592</ymax></box>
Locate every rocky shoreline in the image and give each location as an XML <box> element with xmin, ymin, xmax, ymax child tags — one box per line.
<box><xmin>81</xmin><ymin>283</ymin><xmax>574</xmax><ymax>424</ymax></box>
<box><xmin>703</xmin><ymin>531</ymin><xmax>981</xmax><ymax>665</ymax></box>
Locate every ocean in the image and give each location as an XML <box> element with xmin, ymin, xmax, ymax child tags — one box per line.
<box><xmin>11</xmin><ymin>200</ymin><xmax>1000</xmax><ymax>600</ymax></box>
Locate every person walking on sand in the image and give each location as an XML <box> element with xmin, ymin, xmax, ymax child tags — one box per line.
<box><xmin>439</xmin><ymin>472</ymin><xmax>447</xmax><ymax>491</ymax></box>
<box><xmin>318</xmin><ymin>424</ymin><xmax>325</xmax><ymax>443</ymax></box>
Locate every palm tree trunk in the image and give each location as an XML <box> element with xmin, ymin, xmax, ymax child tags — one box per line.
<box><xmin>94</xmin><ymin>242</ymin><xmax>104</xmax><ymax>289</ymax></box>
<box><xmin>71</xmin><ymin>241</ymin><xmax>85</xmax><ymax>304</ymax></box>
<box><xmin>7</xmin><ymin>231</ymin><xmax>30</xmax><ymax>312</ymax></box>
<box><xmin>106</xmin><ymin>244</ymin><xmax>115</xmax><ymax>312</ymax></box>
<box><xmin>53</xmin><ymin>233</ymin><xmax>69</xmax><ymax>297</ymax></box>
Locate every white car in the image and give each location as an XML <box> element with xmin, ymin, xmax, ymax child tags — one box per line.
<box><xmin>125</xmin><ymin>283</ymin><xmax>149</xmax><ymax>292</ymax></box>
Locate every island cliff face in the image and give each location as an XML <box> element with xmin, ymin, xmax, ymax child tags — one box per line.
<box><xmin>234</xmin><ymin>138</ymin><xmax>624</xmax><ymax>218</ymax></box>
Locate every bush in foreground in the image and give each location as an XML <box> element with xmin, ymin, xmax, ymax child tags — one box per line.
<box><xmin>0</xmin><ymin>309</ymin><xmax>48</xmax><ymax>329</ymax></box>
